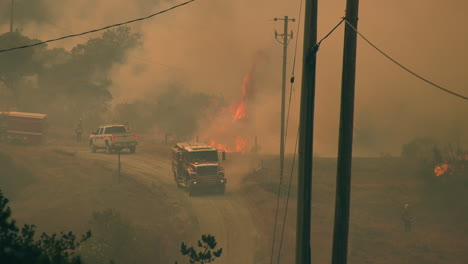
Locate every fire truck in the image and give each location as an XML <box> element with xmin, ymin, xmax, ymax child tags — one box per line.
<box><xmin>0</xmin><ymin>111</ymin><xmax>48</xmax><ymax>145</ymax></box>
<box><xmin>172</xmin><ymin>142</ymin><xmax>227</xmax><ymax>196</ymax></box>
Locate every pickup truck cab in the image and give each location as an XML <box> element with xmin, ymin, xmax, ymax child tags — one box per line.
<box><xmin>89</xmin><ymin>124</ymin><xmax>138</xmax><ymax>154</ymax></box>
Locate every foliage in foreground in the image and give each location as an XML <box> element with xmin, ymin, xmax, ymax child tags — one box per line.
<box><xmin>176</xmin><ymin>234</ymin><xmax>223</xmax><ymax>264</ymax></box>
<box><xmin>0</xmin><ymin>190</ymin><xmax>91</xmax><ymax>264</ymax></box>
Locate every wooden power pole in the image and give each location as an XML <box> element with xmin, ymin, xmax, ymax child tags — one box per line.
<box><xmin>331</xmin><ymin>0</ymin><xmax>360</xmax><ymax>263</ymax></box>
<box><xmin>274</xmin><ymin>16</ymin><xmax>295</xmax><ymax>181</ymax></box>
<box><xmin>295</xmin><ymin>0</ymin><xmax>318</xmax><ymax>263</ymax></box>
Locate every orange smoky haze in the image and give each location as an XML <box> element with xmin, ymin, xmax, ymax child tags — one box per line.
<box><xmin>2</xmin><ymin>0</ymin><xmax>467</xmax><ymax>156</ymax></box>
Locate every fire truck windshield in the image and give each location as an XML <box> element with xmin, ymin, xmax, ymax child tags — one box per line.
<box><xmin>189</xmin><ymin>151</ymin><xmax>218</xmax><ymax>162</ymax></box>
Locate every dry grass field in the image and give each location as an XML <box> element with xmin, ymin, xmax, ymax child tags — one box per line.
<box><xmin>242</xmin><ymin>155</ymin><xmax>468</xmax><ymax>264</ymax></box>
<box><xmin>1</xmin><ymin>138</ymin><xmax>467</xmax><ymax>264</ymax></box>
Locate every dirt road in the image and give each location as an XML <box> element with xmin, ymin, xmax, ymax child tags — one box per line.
<box><xmin>76</xmin><ymin>145</ymin><xmax>262</xmax><ymax>264</ymax></box>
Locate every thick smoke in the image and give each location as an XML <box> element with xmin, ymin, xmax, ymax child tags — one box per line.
<box><xmin>1</xmin><ymin>0</ymin><xmax>467</xmax><ymax>156</ymax></box>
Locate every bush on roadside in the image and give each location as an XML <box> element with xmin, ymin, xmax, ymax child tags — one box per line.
<box><xmin>0</xmin><ymin>190</ymin><xmax>91</xmax><ymax>264</ymax></box>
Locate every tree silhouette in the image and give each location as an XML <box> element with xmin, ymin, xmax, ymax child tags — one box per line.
<box><xmin>177</xmin><ymin>234</ymin><xmax>223</xmax><ymax>264</ymax></box>
<box><xmin>0</xmin><ymin>190</ymin><xmax>91</xmax><ymax>264</ymax></box>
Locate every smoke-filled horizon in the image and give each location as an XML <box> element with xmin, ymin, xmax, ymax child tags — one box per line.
<box><xmin>1</xmin><ymin>0</ymin><xmax>467</xmax><ymax>156</ymax></box>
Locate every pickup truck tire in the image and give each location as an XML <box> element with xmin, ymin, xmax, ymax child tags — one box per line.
<box><xmin>106</xmin><ymin>144</ymin><xmax>113</xmax><ymax>154</ymax></box>
<box><xmin>129</xmin><ymin>146</ymin><xmax>136</xmax><ymax>154</ymax></box>
<box><xmin>90</xmin><ymin>142</ymin><xmax>97</xmax><ymax>153</ymax></box>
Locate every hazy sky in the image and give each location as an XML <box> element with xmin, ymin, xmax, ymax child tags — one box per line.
<box><xmin>1</xmin><ymin>0</ymin><xmax>467</xmax><ymax>156</ymax></box>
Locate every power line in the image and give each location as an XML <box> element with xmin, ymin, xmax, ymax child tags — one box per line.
<box><xmin>270</xmin><ymin>167</ymin><xmax>284</xmax><ymax>264</ymax></box>
<box><xmin>42</xmin><ymin>19</ymin><xmax>181</xmax><ymax>71</ymax></box>
<box><xmin>277</xmin><ymin>126</ymin><xmax>299</xmax><ymax>264</ymax></box>
<box><xmin>316</xmin><ymin>18</ymin><xmax>344</xmax><ymax>49</ymax></box>
<box><xmin>343</xmin><ymin>19</ymin><xmax>468</xmax><ymax>101</ymax></box>
<box><xmin>270</xmin><ymin>15</ymin><xmax>296</xmax><ymax>264</ymax></box>
<box><xmin>270</xmin><ymin>3</ymin><xmax>302</xmax><ymax>263</ymax></box>
<box><xmin>0</xmin><ymin>0</ymin><xmax>196</xmax><ymax>53</ymax></box>
<box><xmin>276</xmin><ymin>17</ymin><xmax>345</xmax><ymax>264</ymax></box>
<box><xmin>290</xmin><ymin>0</ymin><xmax>304</xmax><ymax>79</ymax></box>
<box><xmin>283</xmin><ymin>18</ymin><xmax>344</xmax><ymax>158</ymax></box>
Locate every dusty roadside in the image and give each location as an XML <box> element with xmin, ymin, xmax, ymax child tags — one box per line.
<box><xmin>1</xmin><ymin>140</ymin><xmax>266</xmax><ymax>264</ymax></box>
<box><xmin>0</xmin><ymin>143</ymin><xmax>194</xmax><ymax>263</ymax></box>
<box><xmin>241</xmin><ymin>156</ymin><xmax>468</xmax><ymax>264</ymax></box>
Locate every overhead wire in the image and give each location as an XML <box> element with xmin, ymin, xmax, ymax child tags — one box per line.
<box><xmin>283</xmin><ymin>18</ymin><xmax>344</xmax><ymax>147</ymax></box>
<box><xmin>0</xmin><ymin>0</ymin><xmax>196</xmax><ymax>53</ymax></box>
<box><xmin>271</xmin><ymin>0</ymin><xmax>304</xmax><ymax>263</ymax></box>
<box><xmin>269</xmin><ymin>10</ymin><xmax>304</xmax><ymax>264</ymax></box>
<box><xmin>42</xmin><ymin>19</ymin><xmax>182</xmax><ymax>71</ymax></box>
<box><xmin>316</xmin><ymin>18</ymin><xmax>344</xmax><ymax>49</ymax></box>
<box><xmin>277</xmin><ymin>120</ymin><xmax>299</xmax><ymax>264</ymax></box>
<box><xmin>343</xmin><ymin>19</ymin><xmax>468</xmax><ymax>101</ymax></box>
<box><xmin>277</xmin><ymin>17</ymin><xmax>346</xmax><ymax>264</ymax></box>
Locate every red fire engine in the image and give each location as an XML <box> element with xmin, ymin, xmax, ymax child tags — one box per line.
<box><xmin>172</xmin><ymin>142</ymin><xmax>227</xmax><ymax>196</ymax></box>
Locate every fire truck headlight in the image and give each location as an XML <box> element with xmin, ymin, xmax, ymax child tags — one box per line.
<box><xmin>220</xmin><ymin>179</ymin><xmax>224</xmax><ymax>183</ymax></box>
<box><xmin>193</xmin><ymin>181</ymin><xmax>198</xmax><ymax>185</ymax></box>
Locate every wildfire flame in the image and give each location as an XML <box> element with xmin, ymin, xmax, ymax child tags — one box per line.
<box><xmin>210</xmin><ymin>136</ymin><xmax>248</xmax><ymax>153</ymax></box>
<box><xmin>232</xmin><ymin>68</ymin><xmax>254</xmax><ymax>121</ymax></box>
<box><xmin>434</xmin><ymin>163</ymin><xmax>448</xmax><ymax>177</ymax></box>
<box><xmin>434</xmin><ymin>163</ymin><xmax>449</xmax><ymax>177</ymax></box>
<box><xmin>205</xmin><ymin>61</ymin><xmax>257</xmax><ymax>153</ymax></box>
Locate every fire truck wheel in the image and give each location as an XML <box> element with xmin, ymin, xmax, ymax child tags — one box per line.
<box><xmin>218</xmin><ymin>185</ymin><xmax>226</xmax><ymax>195</ymax></box>
<box><xmin>129</xmin><ymin>146</ymin><xmax>136</xmax><ymax>153</ymax></box>
<box><xmin>174</xmin><ymin>173</ymin><xmax>182</xmax><ymax>188</ymax></box>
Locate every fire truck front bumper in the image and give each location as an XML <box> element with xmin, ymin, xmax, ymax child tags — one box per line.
<box><xmin>191</xmin><ymin>178</ymin><xmax>227</xmax><ymax>187</ymax></box>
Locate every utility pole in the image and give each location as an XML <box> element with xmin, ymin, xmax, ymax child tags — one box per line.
<box><xmin>331</xmin><ymin>0</ymin><xmax>360</xmax><ymax>264</ymax></box>
<box><xmin>10</xmin><ymin>0</ymin><xmax>14</xmax><ymax>32</ymax></box>
<box><xmin>295</xmin><ymin>0</ymin><xmax>318</xmax><ymax>263</ymax></box>
<box><xmin>273</xmin><ymin>16</ymin><xmax>295</xmax><ymax>181</ymax></box>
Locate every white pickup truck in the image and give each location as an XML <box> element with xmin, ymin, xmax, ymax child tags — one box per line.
<box><xmin>89</xmin><ymin>124</ymin><xmax>138</xmax><ymax>154</ymax></box>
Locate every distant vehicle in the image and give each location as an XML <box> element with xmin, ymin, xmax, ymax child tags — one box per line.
<box><xmin>0</xmin><ymin>111</ymin><xmax>48</xmax><ymax>145</ymax></box>
<box><xmin>172</xmin><ymin>142</ymin><xmax>227</xmax><ymax>196</ymax></box>
<box><xmin>89</xmin><ymin>124</ymin><xmax>138</xmax><ymax>154</ymax></box>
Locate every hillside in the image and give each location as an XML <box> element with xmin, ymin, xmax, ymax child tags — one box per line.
<box><xmin>2</xmin><ymin>141</ymin><xmax>467</xmax><ymax>264</ymax></box>
<box><xmin>242</xmin><ymin>156</ymin><xmax>468</xmax><ymax>264</ymax></box>
<box><xmin>0</xmin><ymin>143</ymin><xmax>193</xmax><ymax>264</ymax></box>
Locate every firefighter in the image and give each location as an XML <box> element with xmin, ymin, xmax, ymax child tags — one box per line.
<box><xmin>124</xmin><ymin>120</ymin><xmax>130</xmax><ymax>131</ymax></box>
<box><xmin>401</xmin><ymin>203</ymin><xmax>413</xmax><ymax>232</ymax></box>
<box><xmin>75</xmin><ymin>119</ymin><xmax>83</xmax><ymax>143</ymax></box>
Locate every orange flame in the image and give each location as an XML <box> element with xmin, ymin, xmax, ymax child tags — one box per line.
<box><xmin>209</xmin><ymin>136</ymin><xmax>248</xmax><ymax>153</ymax></box>
<box><xmin>235</xmin><ymin>136</ymin><xmax>247</xmax><ymax>152</ymax></box>
<box><xmin>232</xmin><ymin>69</ymin><xmax>254</xmax><ymax>121</ymax></box>
<box><xmin>434</xmin><ymin>163</ymin><xmax>450</xmax><ymax>177</ymax></box>
<box><xmin>204</xmin><ymin>60</ymin><xmax>257</xmax><ymax>153</ymax></box>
